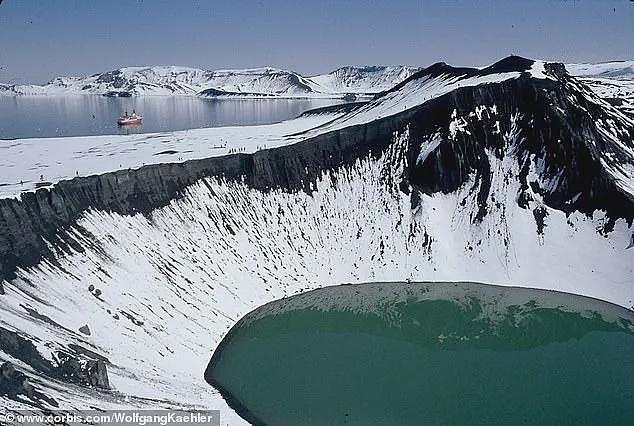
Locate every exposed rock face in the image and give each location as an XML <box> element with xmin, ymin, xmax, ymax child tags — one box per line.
<box><xmin>1</xmin><ymin>361</ymin><xmax>33</xmax><ymax>399</ymax></box>
<box><xmin>56</xmin><ymin>353</ymin><xmax>109</xmax><ymax>389</ymax></box>
<box><xmin>1</xmin><ymin>361</ymin><xmax>59</xmax><ymax>407</ymax></box>
<box><xmin>0</xmin><ymin>327</ymin><xmax>53</xmax><ymax>374</ymax></box>
<box><xmin>1</xmin><ymin>326</ymin><xmax>109</xmax><ymax>394</ymax></box>
<box><xmin>405</xmin><ymin>63</ymin><xmax>634</xmax><ymax>227</ymax></box>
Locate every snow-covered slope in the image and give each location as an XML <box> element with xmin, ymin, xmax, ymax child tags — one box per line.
<box><xmin>1</xmin><ymin>56</ymin><xmax>633</xmax><ymax>422</ymax></box>
<box><xmin>0</xmin><ymin>65</ymin><xmax>419</xmax><ymax>98</ymax></box>
<box><xmin>307</xmin><ymin>65</ymin><xmax>420</xmax><ymax>95</ymax></box>
<box><xmin>0</xmin><ymin>114</ymin><xmax>341</xmax><ymax>198</ymax></box>
<box><xmin>567</xmin><ymin>61</ymin><xmax>634</xmax><ymax>117</ymax></box>
<box><xmin>567</xmin><ymin>61</ymin><xmax>634</xmax><ymax>81</ymax></box>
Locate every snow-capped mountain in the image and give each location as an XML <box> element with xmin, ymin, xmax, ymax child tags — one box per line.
<box><xmin>0</xmin><ymin>65</ymin><xmax>419</xmax><ymax>98</ymax></box>
<box><xmin>0</xmin><ymin>56</ymin><xmax>633</xmax><ymax>422</ymax></box>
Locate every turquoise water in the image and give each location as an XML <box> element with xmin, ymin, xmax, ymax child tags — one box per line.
<box><xmin>206</xmin><ymin>283</ymin><xmax>634</xmax><ymax>425</ymax></box>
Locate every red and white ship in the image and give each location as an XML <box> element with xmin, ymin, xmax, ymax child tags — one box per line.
<box><xmin>117</xmin><ymin>111</ymin><xmax>143</xmax><ymax>126</ymax></box>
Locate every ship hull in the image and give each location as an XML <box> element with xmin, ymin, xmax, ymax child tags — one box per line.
<box><xmin>117</xmin><ymin>118</ymin><xmax>143</xmax><ymax>126</ymax></box>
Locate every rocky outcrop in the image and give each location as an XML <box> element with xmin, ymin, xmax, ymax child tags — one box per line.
<box><xmin>0</xmin><ymin>327</ymin><xmax>52</xmax><ymax>374</ymax></box>
<box><xmin>1</xmin><ymin>362</ymin><xmax>35</xmax><ymax>399</ymax></box>
<box><xmin>0</xmin><ymin>326</ymin><xmax>110</xmax><ymax>394</ymax></box>
<box><xmin>55</xmin><ymin>352</ymin><xmax>109</xmax><ymax>389</ymax></box>
<box><xmin>1</xmin><ymin>362</ymin><xmax>60</xmax><ymax>407</ymax></box>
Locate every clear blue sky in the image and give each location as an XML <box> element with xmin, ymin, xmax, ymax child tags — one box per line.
<box><xmin>0</xmin><ymin>0</ymin><xmax>632</xmax><ymax>84</ymax></box>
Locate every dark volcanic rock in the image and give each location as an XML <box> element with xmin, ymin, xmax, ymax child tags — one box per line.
<box><xmin>298</xmin><ymin>102</ymin><xmax>367</xmax><ymax>117</ymax></box>
<box><xmin>198</xmin><ymin>88</ymin><xmax>229</xmax><ymax>97</ymax></box>
<box><xmin>1</xmin><ymin>361</ymin><xmax>59</xmax><ymax>407</ymax></box>
<box><xmin>198</xmin><ymin>87</ymin><xmax>276</xmax><ymax>97</ymax></box>
<box><xmin>0</xmin><ymin>326</ymin><xmax>110</xmax><ymax>391</ymax></box>
<box><xmin>56</xmin><ymin>353</ymin><xmax>109</xmax><ymax>389</ymax></box>
<box><xmin>406</xmin><ymin>62</ymin><xmax>634</xmax><ymax>229</ymax></box>
<box><xmin>0</xmin><ymin>327</ymin><xmax>53</xmax><ymax>374</ymax></box>
<box><xmin>103</xmin><ymin>91</ymin><xmax>132</xmax><ymax>97</ymax></box>
<box><xmin>1</xmin><ymin>361</ymin><xmax>28</xmax><ymax>398</ymax></box>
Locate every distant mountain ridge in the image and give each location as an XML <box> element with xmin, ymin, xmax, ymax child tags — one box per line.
<box><xmin>0</xmin><ymin>65</ymin><xmax>421</xmax><ymax>98</ymax></box>
<box><xmin>2</xmin><ymin>60</ymin><xmax>632</xmax><ymax>116</ymax></box>
<box><xmin>566</xmin><ymin>61</ymin><xmax>634</xmax><ymax>81</ymax></box>
<box><xmin>565</xmin><ymin>61</ymin><xmax>634</xmax><ymax>117</ymax></box>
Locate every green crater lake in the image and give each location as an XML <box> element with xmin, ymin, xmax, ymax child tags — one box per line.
<box><xmin>205</xmin><ymin>282</ymin><xmax>634</xmax><ymax>425</ymax></box>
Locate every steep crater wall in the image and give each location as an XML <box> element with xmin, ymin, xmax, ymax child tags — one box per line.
<box><xmin>1</xmin><ymin>68</ymin><xmax>632</xmax><ymax>285</ymax></box>
<box><xmin>0</xmin><ymin>112</ymin><xmax>412</xmax><ymax>284</ymax></box>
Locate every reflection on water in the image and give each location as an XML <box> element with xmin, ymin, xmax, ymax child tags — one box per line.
<box><xmin>206</xmin><ymin>282</ymin><xmax>634</xmax><ymax>425</ymax></box>
<box><xmin>0</xmin><ymin>96</ymin><xmax>342</xmax><ymax>139</ymax></box>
